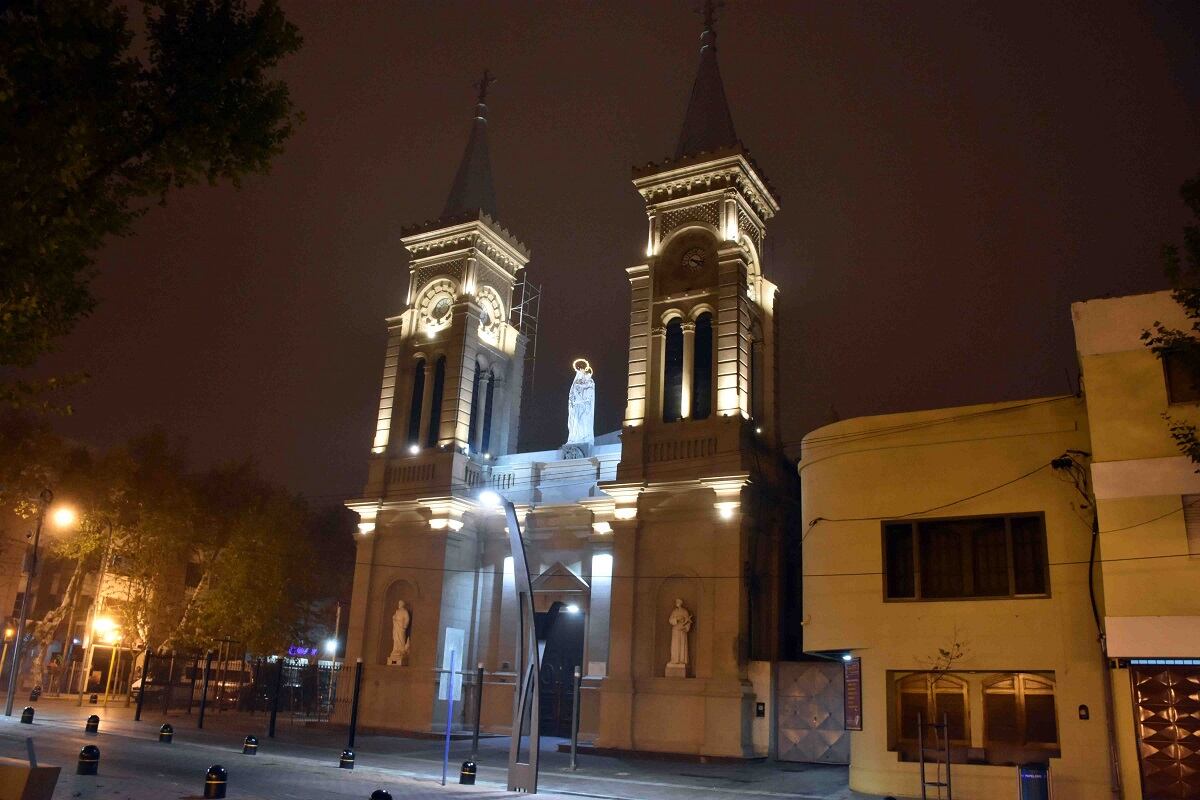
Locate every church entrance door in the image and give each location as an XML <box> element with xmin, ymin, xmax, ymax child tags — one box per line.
<box><xmin>535</xmin><ymin>602</ymin><xmax>585</xmax><ymax>739</ymax></box>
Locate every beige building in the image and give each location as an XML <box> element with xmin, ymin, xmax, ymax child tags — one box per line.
<box><xmin>802</xmin><ymin>289</ymin><xmax>1200</xmax><ymax>799</ymax></box>
<box><xmin>1073</xmin><ymin>291</ymin><xmax>1200</xmax><ymax>800</ymax></box>
<box><xmin>337</xmin><ymin>15</ymin><xmax>801</xmax><ymax>759</ymax></box>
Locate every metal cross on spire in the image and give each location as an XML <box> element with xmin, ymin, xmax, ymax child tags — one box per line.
<box><xmin>473</xmin><ymin>69</ymin><xmax>496</xmax><ymax>105</ymax></box>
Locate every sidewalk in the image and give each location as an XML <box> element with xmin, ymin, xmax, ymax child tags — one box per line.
<box><xmin>3</xmin><ymin>697</ymin><xmax>873</xmax><ymax>800</ymax></box>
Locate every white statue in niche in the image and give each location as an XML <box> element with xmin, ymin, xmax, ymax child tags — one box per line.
<box><xmin>562</xmin><ymin>358</ymin><xmax>595</xmax><ymax>458</ymax></box>
<box><xmin>387</xmin><ymin>600</ymin><xmax>411</xmax><ymax>666</ymax></box>
<box><xmin>665</xmin><ymin>598</ymin><xmax>693</xmax><ymax>678</ymax></box>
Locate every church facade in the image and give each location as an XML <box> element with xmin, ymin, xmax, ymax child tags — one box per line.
<box><xmin>336</xmin><ymin>14</ymin><xmax>802</xmax><ymax>759</ymax></box>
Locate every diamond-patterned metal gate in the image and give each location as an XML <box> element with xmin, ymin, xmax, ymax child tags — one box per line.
<box><xmin>1133</xmin><ymin>666</ymin><xmax>1200</xmax><ymax>799</ymax></box>
<box><xmin>776</xmin><ymin>661</ymin><xmax>850</xmax><ymax>764</ymax></box>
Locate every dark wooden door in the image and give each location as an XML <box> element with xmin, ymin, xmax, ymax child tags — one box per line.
<box><xmin>536</xmin><ymin>604</ymin><xmax>584</xmax><ymax>738</ymax></box>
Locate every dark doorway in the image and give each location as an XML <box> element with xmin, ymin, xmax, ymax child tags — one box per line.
<box><xmin>535</xmin><ymin>601</ymin><xmax>584</xmax><ymax>738</ymax></box>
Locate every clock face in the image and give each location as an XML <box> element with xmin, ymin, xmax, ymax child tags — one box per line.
<box><xmin>680</xmin><ymin>247</ymin><xmax>707</xmax><ymax>273</ymax></box>
<box><xmin>431</xmin><ymin>297</ymin><xmax>452</xmax><ymax>322</ymax></box>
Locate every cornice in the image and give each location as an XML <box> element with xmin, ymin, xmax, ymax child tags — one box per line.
<box><xmin>401</xmin><ymin>213</ymin><xmax>531</xmax><ymax>273</ymax></box>
<box><xmin>632</xmin><ymin>146</ymin><xmax>780</xmax><ymax>219</ymax></box>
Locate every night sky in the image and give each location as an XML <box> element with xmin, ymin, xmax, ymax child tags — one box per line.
<box><xmin>35</xmin><ymin>1</ymin><xmax>1200</xmax><ymax>501</ymax></box>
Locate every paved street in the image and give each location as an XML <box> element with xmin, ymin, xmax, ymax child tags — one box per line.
<box><xmin>0</xmin><ymin>698</ymin><xmax>871</xmax><ymax>799</ymax></box>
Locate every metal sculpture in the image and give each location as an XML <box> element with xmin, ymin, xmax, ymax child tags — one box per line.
<box><xmin>504</xmin><ymin>499</ymin><xmax>540</xmax><ymax>793</ymax></box>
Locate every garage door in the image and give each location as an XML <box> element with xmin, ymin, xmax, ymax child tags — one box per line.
<box><xmin>776</xmin><ymin>661</ymin><xmax>850</xmax><ymax>764</ymax></box>
<box><xmin>1133</xmin><ymin>666</ymin><xmax>1200</xmax><ymax>799</ymax></box>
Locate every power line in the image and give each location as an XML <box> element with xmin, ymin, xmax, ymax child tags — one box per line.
<box><xmin>786</xmin><ymin>395</ymin><xmax>1076</xmax><ymax>449</ymax></box>
<box><xmin>804</xmin><ymin>461</ymin><xmax>1054</xmax><ymax>541</ymax></box>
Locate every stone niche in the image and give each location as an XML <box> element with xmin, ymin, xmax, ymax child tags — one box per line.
<box><xmin>656</xmin><ymin>575</ymin><xmax>700</xmax><ymax>679</ymax></box>
<box><xmin>379</xmin><ymin>578</ymin><xmax>417</xmax><ymax>666</ymax></box>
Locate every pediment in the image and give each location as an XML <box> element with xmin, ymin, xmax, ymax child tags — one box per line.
<box><xmin>531</xmin><ymin>561</ymin><xmax>589</xmax><ymax>594</ymax></box>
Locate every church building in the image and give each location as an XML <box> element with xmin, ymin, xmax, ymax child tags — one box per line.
<box><xmin>338</xmin><ymin>12</ymin><xmax>802</xmax><ymax>759</ymax></box>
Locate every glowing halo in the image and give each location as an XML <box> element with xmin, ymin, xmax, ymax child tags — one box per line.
<box><xmin>572</xmin><ymin>358</ymin><xmax>593</xmax><ymax>374</ymax></box>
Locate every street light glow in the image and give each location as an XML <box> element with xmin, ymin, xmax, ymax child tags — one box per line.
<box><xmin>51</xmin><ymin>505</ymin><xmax>77</xmax><ymax>528</ymax></box>
<box><xmin>565</xmin><ymin>604</ymin><xmax>580</xmax><ymax>614</ymax></box>
<box><xmin>478</xmin><ymin>490</ymin><xmax>500</xmax><ymax>507</ymax></box>
<box><xmin>325</xmin><ymin>638</ymin><xmax>337</xmax><ymax>655</ymax></box>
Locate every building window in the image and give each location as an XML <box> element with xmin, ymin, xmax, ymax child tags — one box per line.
<box><xmin>1164</xmin><ymin>349</ymin><xmax>1200</xmax><ymax>404</ymax></box>
<box><xmin>884</xmin><ymin>514</ymin><xmax>1048</xmax><ymax>600</ymax></box>
<box><xmin>983</xmin><ymin>673</ymin><xmax>1060</xmax><ymax>763</ymax></box>
<box><xmin>467</xmin><ymin>362</ymin><xmax>483</xmax><ymax>448</ymax></box>
<box><xmin>406</xmin><ymin>358</ymin><xmax>426</xmax><ymax>448</ymax></box>
<box><xmin>750</xmin><ymin>319</ymin><xmax>764</xmax><ymax>423</ymax></box>
<box><xmin>691</xmin><ymin>313</ymin><xmax>713</xmax><ymax>420</ymax></box>
<box><xmin>663</xmin><ymin>319</ymin><xmax>683</xmax><ymax>422</ymax></box>
<box><xmin>425</xmin><ymin>356</ymin><xmax>446</xmax><ymax>448</ymax></box>
<box><xmin>891</xmin><ymin>671</ymin><xmax>1059</xmax><ymax>766</ymax></box>
<box><xmin>480</xmin><ymin>371</ymin><xmax>496</xmax><ymax>454</ymax></box>
<box><xmin>895</xmin><ymin>673</ymin><xmax>970</xmax><ymax>755</ymax></box>
<box><xmin>1184</xmin><ymin>494</ymin><xmax>1200</xmax><ymax>558</ymax></box>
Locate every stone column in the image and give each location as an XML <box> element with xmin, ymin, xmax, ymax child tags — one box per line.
<box><xmin>596</xmin><ymin>516</ymin><xmax>638</xmax><ymax>749</ymax></box>
<box><xmin>585</xmin><ymin>546</ymin><xmax>614</xmax><ymax>672</ymax></box>
<box><xmin>623</xmin><ymin>266</ymin><xmax>652</xmax><ymax>427</ymax></box>
<box><xmin>649</xmin><ymin>326</ymin><xmax>666</xmax><ymax>422</ymax></box>
<box><xmin>681</xmin><ymin>321</ymin><xmax>696</xmax><ymax>420</ymax></box>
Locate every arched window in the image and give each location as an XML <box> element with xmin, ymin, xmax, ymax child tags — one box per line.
<box><xmin>663</xmin><ymin>319</ymin><xmax>684</xmax><ymax>422</ymax></box>
<box><xmin>480</xmin><ymin>371</ymin><xmax>496</xmax><ymax>454</ymax></box>
<box><xmin>691</xmin><ymin>313</ymin><xmax>713</xmax><ymax>420</ymax></box>
<box><xmin>983</xmin><ymin>673</ymin><xmax>1058</xmax><ymax>750</ymax></box>
<box><xmin>425</xmin><ymin>356</ymin><xmax>446</xmax><ymax>448</ymax></box>
<box><xmin>467</xmin><ymin>362</ymin><xmax>483</xmax><ymax>450</ymax></box>
<box><xmin>407</xmin><ymin>359</ymin><xmax>426</xmax><ymax>448</ymax></box>
<box><xmin>896</xmin><ymin>673</ymin><xmax>969</xmax><ymax>746</ymax></box>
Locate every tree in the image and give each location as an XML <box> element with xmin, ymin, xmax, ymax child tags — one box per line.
<box><xmin>1142</xmin><ymin>173</ymin><xmax>1200</xmax><ymax>464</ymax></box>
<box><xmin>0</xmin><ymin>0</ymin><xmax>302</xmax><ymax>377</ymax></box>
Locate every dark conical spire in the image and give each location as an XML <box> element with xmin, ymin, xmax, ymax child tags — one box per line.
<box><xmin>675</xmin><ymin>1</ymin><xmax>738</xmax><ymax>160</ymax></box>
<box><xmin>442</xmin><ymin>70</ymin><xmax>498</xmax><ymax>219</ymax></box>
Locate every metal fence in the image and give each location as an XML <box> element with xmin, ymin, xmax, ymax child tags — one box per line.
<box><xmin>138</xmin><ymin>652</ymin><xmax>342</xmax><ymax>722</ymax></box>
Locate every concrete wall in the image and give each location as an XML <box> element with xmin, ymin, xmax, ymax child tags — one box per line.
<box><xmin>800</xmin><ymin>396</ymin><xmax>1112</xmax><ymax>799</ymax></box>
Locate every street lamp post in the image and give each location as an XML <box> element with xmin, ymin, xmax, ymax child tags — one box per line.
<box><xmin>5</xmin><ymin>489</ymin><xmax>52</xmax><ymax>716</ymax></box>
<box><xmin>77</xmin><ymin>519</ymin><xmax>115</xmax><ymax>706</ymax></box>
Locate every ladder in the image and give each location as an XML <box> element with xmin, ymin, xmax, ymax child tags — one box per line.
<box><xmin>917</xmin><ymin>712</ymin><xmax>953</xmax><ymax>800</ymax></box>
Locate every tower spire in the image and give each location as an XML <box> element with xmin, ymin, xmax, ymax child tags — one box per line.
<box><xmin>442</xmin><ymin>69</ymin><xmax>498</xmax><ymax>219</ymax></box>
<box><xmin>675</xmin><ymin>0</ymin><xmax>738</xmax><ymax>160</ymax></box>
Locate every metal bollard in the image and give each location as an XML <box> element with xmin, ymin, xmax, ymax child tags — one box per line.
<box><xmin>339</xmin><ymin>748</ymin><xmax>355</xmax><ymax>769</ymax></box>
<box><xmin>19</xmin><ymin>706</ymin><xmax>33</xmax><ymax>724</ymax></box>
<box><xmin>89</xmin><ymin>693</ymin><xmax>98</xmax><ymax>704</ymax></box>
<box><xmin>29</xmin><ymin>685</ymin><xmax>41</xmax><ymax>702</ymax></box>
<box><xmin>203</xmin><ymin>764</ymin><xmax>227</xmax><ymax>799</ymax></box>
<box><xmin>159</xmin><ymin>723</ymin><xmax>174</xmax><ymax>743</ymax></box>
<box><xmin>77</xmin><ymin>745</ymin><xmax>100</xmax><ymax>775</ymax></box>
<box><xmin>85</xmin><ymin>714</ymin><xmax>100</xmax><ymax>734</ymax></box>
<box><xmin>242</xmin><ymin>734</ymin><xmax>258</xmax><ymax>755</ymax></box>
<box><xmin>459</xmin><ymin>759</ymin><xmax>477</xmax><ymax>785</ymax></box>
<box><xmin>369</xmin><ymin>791</ymin><xmax>393</xmax><ymax>800</ymax></box>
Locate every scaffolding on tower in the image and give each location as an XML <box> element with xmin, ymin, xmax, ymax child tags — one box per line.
<box><xmin>511</xmin><ymin>273</ymin><xmax>542</xmax><ymax>410</ymax></box>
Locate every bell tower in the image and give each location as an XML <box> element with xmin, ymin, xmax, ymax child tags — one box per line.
<box><xmin>595</xmin><ymin>6</ymin><xmax>799</xmax><ymax>760</ymax></box>
<box><xmin>366</xmin><ymin>72</ymin><xmax>530</xmax><ymax>502</ymax></box>
<box><xmin>617</xmin><ymin>9</ymin><xmax>781</xmax><ymax>483</ymax></box>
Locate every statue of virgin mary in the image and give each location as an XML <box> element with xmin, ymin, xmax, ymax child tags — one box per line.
<box><xmin>565</xmin><ymin>359</ymin><xmax>595</xmax><ymax>447</ymax></box>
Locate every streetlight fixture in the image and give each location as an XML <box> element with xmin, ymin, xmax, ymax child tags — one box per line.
<box><xmin>5</xmin><ymin>491</ymin><xmax>76</xmax><ymax>716</ymax></box>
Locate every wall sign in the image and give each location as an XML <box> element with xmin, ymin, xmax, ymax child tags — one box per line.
<box><xmin>843</xmin><ymin>657</ymin><xmax>863</xmax><ymax>731</ymax></box>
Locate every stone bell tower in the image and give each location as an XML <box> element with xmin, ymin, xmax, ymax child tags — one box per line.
<box><xmin>365</xmin><ymin>70</ymin><xmax>530</xmax><ymax>496</ymax></box>
<box><xmin>339</xmin><ymin>77</ymin><xmax>534</xmax><ymax>737</ymax></box>
<box><xmin>594</xmin><ymin>5</ymin><xmax>800</xmax><ymax>759</ymax></box>
<box><xmin>617</xmin><ymin>8</ymin><xmax>781</xmax><ymax>483</ymax></box>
